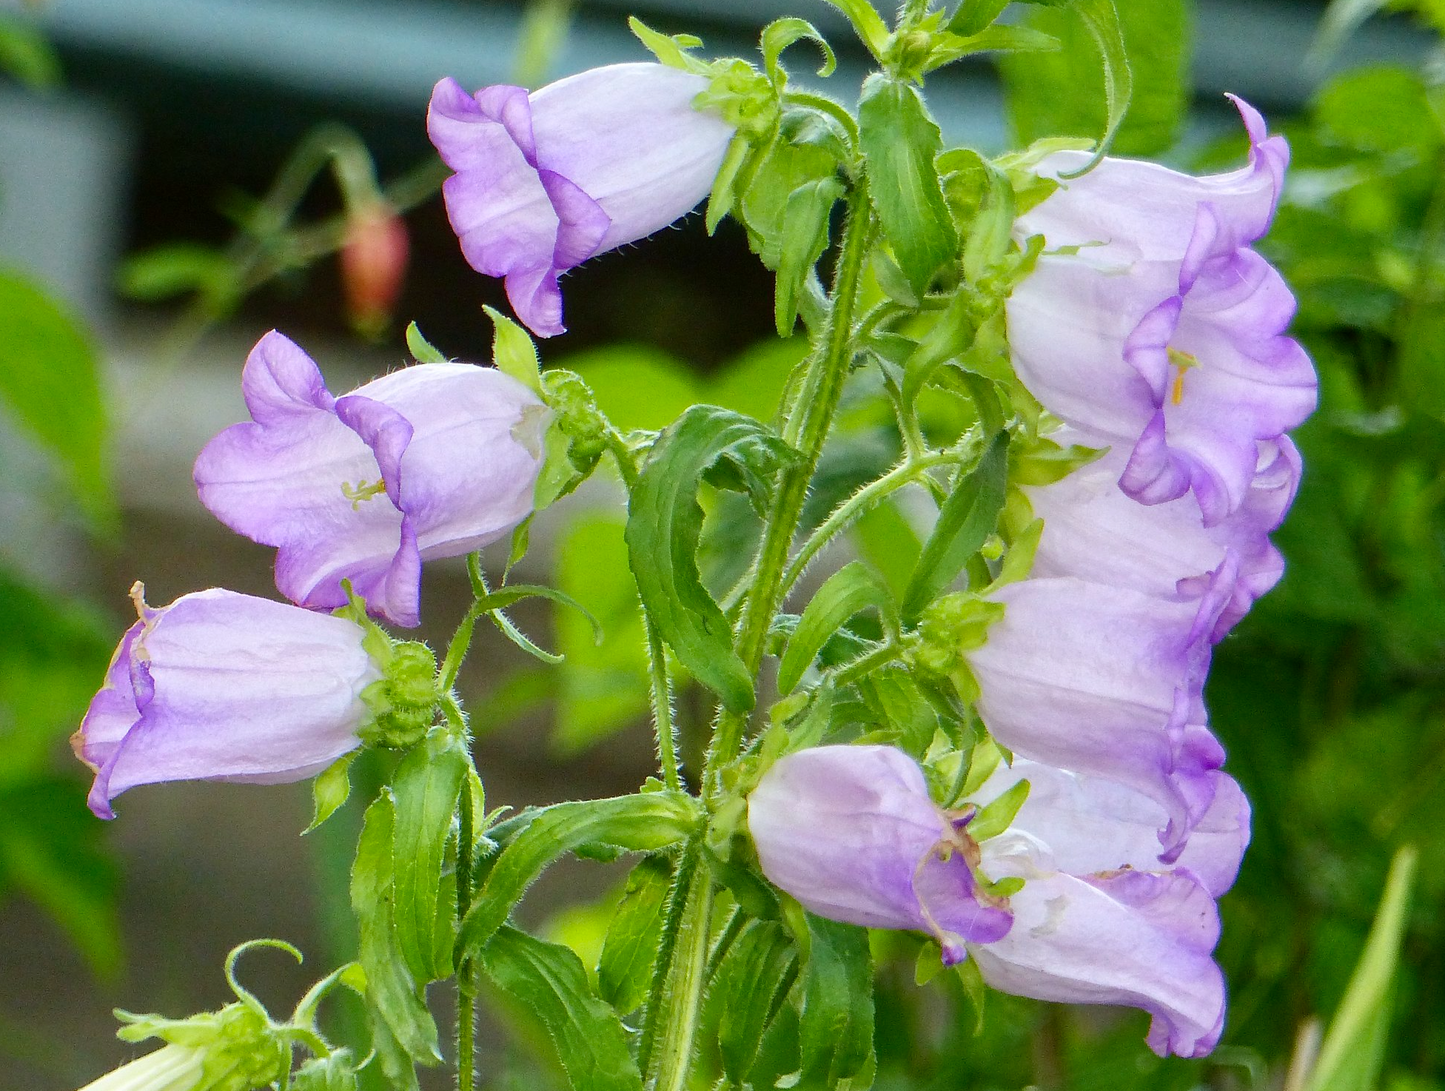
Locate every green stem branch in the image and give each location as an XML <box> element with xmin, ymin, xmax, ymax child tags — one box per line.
<box><xmin>705</xmin><ymin>180</ymin><xmax>874</xmax><ymax>780</ymax></box>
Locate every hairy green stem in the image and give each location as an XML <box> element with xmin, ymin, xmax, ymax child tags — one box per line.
<box><xmin>705</xmin><ymin>179</ymin><xmax>874</xmax><ymax>781</ymax></box>
<box><xmin>456</xmin><ymin>766</ymin><xmax>477</xmax><ymax>1091</ymax></box>
<box><xmin>643</xmin><ymin>849</ymin><xmax>714</xmax><ymax>1091</ymax></box>
<box><xmin>780</xmin><ymin>448</ymin><xmax>961</xmax><ymax>597</ymax></box>
<box><xmin>831</xmin><ymin>640</ymin><xmax>903</xmax><ymax>688</ymax></box>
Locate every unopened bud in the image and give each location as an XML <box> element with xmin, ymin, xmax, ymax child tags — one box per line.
<box><xmin>341</xmin><ymin>202</ymin><xmax>409</xmax><ymax>340</ymax></box>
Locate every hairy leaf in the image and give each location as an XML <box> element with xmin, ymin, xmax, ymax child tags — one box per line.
<box><xmin>712</xmin><ymin>919</ymin><xmax>799</xmax><ymax>1085</ymax></box>
<box><xmin>598</xmin><ymin>855</ymin><xmax>674</xmax><ymax>1014</ymax></box>
<box><xmin>790</xmin><ymin>913</ymin><xmax>874</xmax><ymax>1089</ymax></box>
<box><xmin>778</xmin><ymin>562</ymin><xmax>897</xmax><ymax>694</ymax></box>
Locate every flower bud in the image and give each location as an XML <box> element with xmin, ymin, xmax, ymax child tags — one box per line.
<box><xmin>77</xmin><ymin>1044</ymin><xmax>205</xmax><ymax>1091</ymax></box>
<box><xmin>340</xmin><ymin>201</ymin><xmax>409</xmax><ymax>340</ymax></box>
<box><xmin>427</xmin><ymin>63</ymin><xmax>736</xmax><ymax>337</ymax></box>
<box><xmin>73</xmin><ymin>585</ymin><xmax>381</xmax><ymax>819</ymax></box>
<box><xmin>194</xmin><ymin>331</ymin><xmax>548</xmax><ymax>627</ymax></box>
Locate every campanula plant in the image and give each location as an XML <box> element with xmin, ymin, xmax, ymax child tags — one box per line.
<box><xmin>62</xmin><ymin>0</ymin><xmax>1337</xmax><ymax>1088</ymax></box>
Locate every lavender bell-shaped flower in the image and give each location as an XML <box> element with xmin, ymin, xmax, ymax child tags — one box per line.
<box><xmin>964</xmin><ymin>560</ymin><xmax>1237</xmax><ymax>858</ymax></box>
<box><xmin>747</xmin><ymin>745</ymin><xmax>1013</xmax><ymax>963</ymax></box>
<box><xmin>1005</xmin><ymin>96</ymin><xmax>1317</xmax><ymax>525</ymax></box>
<box><xmin>427</xmin><ymin>63</ymin><xmax>736</xmax><ymax>337</ymax></box>
<box><xmin>73</xmin><ymin>586</ymin><xmax>381</xmax><ymax>819</ymax></box>
<box><xmin>1026</xmin><ymin>429</ymin><xmax>1301</xmax><ymax>639</ymax></box>
<box><xmin>967</xmin><ymin>757</ymin><xmax>1250</xmax><ymax>1058</ymax></box>
<box><xmin>194</xmin><ymin>331</ymin><xmax>548</xmax><ymax>628</ymax></box>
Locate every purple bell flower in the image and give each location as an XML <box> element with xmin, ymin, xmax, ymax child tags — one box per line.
<box><xmin>970</xmin><ymin>757</ymin><xmax>1248</xmax><ymax>1058</ymax></box>
<box><xmin>1026</xmin><ymin>429</ymin><xmax>1301</xmax><ymax>639</ymax></box>
<box><xmin>73</xmin><ymin>586</ymin><xmax>381</xmax><ymax>819</ymax></box>
<box><xmin>965</xmin><ymin>561</ymin><xmax>1237</xmax><ymax>858</ymax></box>
<box><xmin>194</xmin><ymin>331</ymin><xmax>547</xmax><ymax>628</ymax></box>
<box><xmin>428</xmin><ymin>63</ymin><xmax>735</xmax><ymax>337</ymax></box>
<box><xmin>747</xmin><ymin>745</ymin><xmax>1013</xmax><ymax>963</ymax></box>
<box><xmin>1006</xmin><ymin>96</ymin><xmax>1316</xmax><ymax>525</ymax></box>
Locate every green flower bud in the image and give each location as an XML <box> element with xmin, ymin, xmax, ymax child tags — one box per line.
<box><xmin>541</xmin><ymin>369</ymin><xmax>608</xmax><ymax>475</ymax></box>
<box><xmin>359</xmin><ymin>640</ymin><xmax>442</xmax><ymax>750</ymax></box>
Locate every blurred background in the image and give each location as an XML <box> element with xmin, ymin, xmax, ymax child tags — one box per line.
<box><xmin>1</xmin><ymin>0</ymin><xmax>1443</xmax><ymax>1088</ymax></box>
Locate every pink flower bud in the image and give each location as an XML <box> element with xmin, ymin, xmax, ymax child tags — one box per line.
<box><xmin>340</xmin><ymin>202</ymin><xmax>409</xmax><ymax>338</ymax></box>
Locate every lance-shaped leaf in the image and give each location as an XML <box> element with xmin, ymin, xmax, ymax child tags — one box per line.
<box><xmin>598</xmin><ymin>855</ymin><xmax>674</xmax><ymax>1014</ymax></box>
<box><xmin>627</xmin><ymin>406</ymin><xmax>794</xmax><ymax>713</ymax></box>
<box><xmin>949</xmin><ymin>0</ymin><xmax>1013</xmax><ymax>35</ymax></box>
<box><xmin>858</xmin><ymin>75</ymin><xmax>958</xmax><ymax>296</ymax></box>
<box><xmin>817</xmin><ymin>0</ymin><xmax>890</xmax><ymax>59</ymax></box>
<box><xmin>390</xmin><ymin>729</ymin><xmax>468</xmax><ymax>984</ymax></box>
<box><xmin>711</xmin><ymin>919</ymin><xmax>799</xmax><ymax>1086</ymax></box>
<box><xmin>902</xmin><ymin>432</ymin><xmax>1009</xmax><ymax>619</ymax></box>
<box><xmin>351</xmin><ymin>792</ymin><xmax>441</xmax><ymax>1071</ymax></box>
<box><xmin>1306</xmin><ymin>846</ymin><xmax>1418</xmax><ymax>1091</ymax></box>
<box><xmin>482</xmin><ymin>927</ymin><xmax>644</xmax><ymax>1091</ymax></box>
<box><xmin>774</xmin><ymin>177</ymin><xmax>847</xmax><ymax>336</ymax></box>
<box><xmin>457</xmin><ymin>792</ymin><xmax>701</xmax><ymax>961</ymax></box>
<box><xmin>777</xmin><ymin>562</ymin><xmax>898</xmax><ymax>695</ymax></box>
<box><xmin>788</xmin><ymin>912</ymin><xmax>874</xmax><ymax>1090</ymax></box>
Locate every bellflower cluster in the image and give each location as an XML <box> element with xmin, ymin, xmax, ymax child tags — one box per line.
<box><xmin>77</xmin><ymin>331</ymin><xmax>546</xmax><ymax>815</ymax></box>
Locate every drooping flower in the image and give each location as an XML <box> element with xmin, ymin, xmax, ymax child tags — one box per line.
<box><xmin>1025</xmin><ymin>429</ymin><xmax>1301</xmax><ymax>639</ymax></box>
<box><xmin>968</xmin><ymin>757</ymin><xmax>1248</xmax><ymax>1058</ymax></box>
<box><xmin>73</xmin><ymin>585</ymin><xmax>381</xmax><ymax>819</ymax></box>
<box><xmin>340</xmin><ymin>200</ymin><xmax>410</xmax><ymax>339</ymax></box>
<box><xmin>747</xmin><ymin>744</ymin><xmax>1013</xmax><ymax>963</ymax></box>
<box><xmin>427</xmin><ymin>63</ymin><xmax>735</xmax><ymax>337</ymax></box>
<box><xmin>194</xmin><ymin>331</ymin><xmax>548</xmax><ymax>627</ymax></box>
<box><xmin>965</xmin><ymin>560</ymin><xmax>1237</xmax><ymax>857</ymax></box>
<box><xmin>1005</xmin><ymin>96</ymin><xmax>1316</xmax><ymax>525</ymax></box>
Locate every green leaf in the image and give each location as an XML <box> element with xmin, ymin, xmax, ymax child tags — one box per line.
<box><xmin>405</xmin><ymin>321</ymin><xmax>447</xmax><ymax>364</ymax></box>
<box><xmin>597</xmin><ymin>855</ymin><xmax>674</xmax><ymax>1014</ymax></box>
<box><xmin>482</xmin><ymin>927</ymin><xmax>645</xmax><ymax>1091</ymax></box>
<box><xmin>305</xmin><ymin>753</ymin><xmax>356</xmax><ymax>834</ymax></box>
<box><xmin>628</xmin><ymin>16</ymin><xmax>711</xmax><ymax>75</ymax></box>
<box><xmin>1306</xmin><ymin>845</ymin><xmax>1418</xmax><ymax>1091</ymax></box>
<box><xmin>350</xmin><ymin>792</ymin><xmax>441</xmax><ymax>1070</ymax></box>
<box><xmin>1315</xmin><ymin>66</ymin><xmax>1441</xmax><ymax>155</ymax></box>
<box><xmin>390</xmin><ymin>729</ymin><xmax>468</xmax><ymax>985</ymax></box>
<box><xmin>790</xmin><ymin>913</ymin><xmax>874</xmax><ymax>1090</ymax></box>
<box><xmin>474</xmin><ymin>583</ymin><xmax>603</xmax><ymax>646</ymax></box>
<box><xmin>816</xmin><ymin>0</ymin><xmax>891</xmax><ymax>59</ymax></box>
<box><xmin>857</xmin><ymin>669</ymin><xmax>939</xmax><ymax>755</ymax></box>
<box><xmin>858</xmin><ymin>75</ymin><xmax>959</xmax><ymax>296</ymax></box>
<box><xmin>457</xmin><ymin>792</ymin><xmax>701</xmax><ymax>961</ymax></box>
<box><xmin>484</xmin><ymin>305</ymin><xmax>543</xmax><ymax>395</ymax></box>
<box><xmin>0</xmin><ymin>268</ymin><xmax>112</xmax><ymax>526</ymax></box>
<box><xmin>115</xmin><ymin>243</ymin><xmax>231</xmax><ymax>302</ymax></box>
<box><xmin>1002</xmin><ymin>0</ymin><xmax>1153</xmax><ymax>166</ymax></box>
<box><xmin>626</xmin><ymin>406</ymin><xmax>794</xmax><ymax>713</ymax></box>
<box><xmin>924</xmin><ymin>25</ymin><xmax>1060</xmax><ymax>71</ymax></box>
<box><xmin>761</xmin><ymin>18</ymin><xmax>837</xmax><ymax>89</ymax></box>
<box><xmin>741</xmin><ymin>138</ymin><xmax>841</xmax><ymax>272</ymax></box>
<box><xmin>948</xmin><ymin>0</ymin><xmax>1012</xmax><ymax>36</ymax></box>
<box><xmin>0</xmin><ymin>15</ymin><xmax>60</xmax><ymax>89</ymax></box>
<box><xmin>711</xmin><ymin>920</ymin><xmax>799</xmax><ymax>1086</ymax></box>
<box><xmin>778</xmin><ymin>562</ymin><xmax>897</xmax><ymax>694</ymax></box>
<box><xmin>902</xmin><ymin>432</ymin><xmax>1010</xmax><ymax>620</ymax></box>
<box><xmin>707</xmin><ymin>132</ymin><xmax>756</xmax><ymax>234</ymax></box>
<box><xmin>773</xmin><ymin>177</ymin><xmax>846</xmax><ymax>335</ymax></box>
<box><xmin>291</xmin><ymin>1051</ymin><xmax>358</xmax><ymax>1091</ymax></box>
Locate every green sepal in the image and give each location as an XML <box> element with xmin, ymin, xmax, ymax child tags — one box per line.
<box><xmin>858</xmin><ymin>74</ymin><xmax>958</xmax><ymax>297</ymax></box>
<box><xmin>816</xmin><ymin>0</ymin><xmax>891</xmax><ymax>60</ymax></box>
<box><xmin>481</xmin><ymin>927</ymin><xmax>645</xmax><ymax>1091</ymax></box>
<box><xmin>955</xmin><ymin>952</ymin><xmax>989</xmax><ymax>1034</ymax></box>
<box><xmin>484</xmin><ymin>305</ymin><xmax>543</xmax><ymax>395</ymax></box>
<box><xmin>358</xmin><ymin>641</ymin><xmax>442</xmax><ymax>751</ymax></box>
<box><xmin>456</xmin><ymin>792</ymin><xmax>702</xmax><ymax>962</ymax></box>
<box><xmin>389</xmin><ymin>728</ymin><xmax>468</xmax><ymax>985</ymax></box>
<box><xmin>923</xmin><ymin>24</ymin><xmax>1060</xmax><ymax>73</ymax></box>
<box><xmin>290</xmin><ymin>1051</ymin><xmax>359</xmax><ymax>1091</ymax></box>
<box><xmin>911</xmin><ymin>593</ymin><xmax>1007</xmax><ymax>678</ymax></box>
<box><xmin>304</xmin><ymin>753</ymin><xmax>356</xmax><ymax>834</ymax></box>
<box><xmin>967</xmin><ymin>777</ymin><xmax>1030</xmax><ymax>841</ymax></box>
<box><xmin>914</xmin><ymin>938</ymin><xmax>945</xmax><ymax>985</ymax></box>
<box><xmin>773</xmin><ymin>176</ymin><xmax>847</xmax><ymax>335</ymax></box>
<box><xmin>761</xmin><ymin>17</ymin><xmax>837</xmax><ymax>90</ymax></box>
<box><xmin>902</xmin><ymin>431</ymin><xmax>1010</xmax><ymax>620</ymax></box>
<box><xmin>628</xmin><ymin>16</ymin><xmax>711</xmax><ymax>74</ymax></box>
<box><xmin>990</xmin><ymin>515</ymin><xmax>1042</xmax><ymax>590</ymax></box>
<box><xmin>706</xmin><ymin>132</ymin><xmax>757</xmax><ymax>235</ymax></box>
<box><xmin>404</xmin><ymin>321</ymin><xmax>447</xmax><ymax>364</ymax></box>
<box><xmin>626</xmin><ymin>406</ymin><xmax>794</xmax><ymax>713</ymax></box>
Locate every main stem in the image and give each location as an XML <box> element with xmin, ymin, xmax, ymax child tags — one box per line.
<box><xmin>705</xmin><ymin>178</ymin><xmax>873</xmax><ymax>782</ymax></box>
<box><xmin>455</xmin><ymin>769</ymin><xmax>477</xmax><ymax>1091</ymax></box>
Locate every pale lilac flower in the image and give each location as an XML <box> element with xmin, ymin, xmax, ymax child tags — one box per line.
<box><xmin>73</xmin><ymin>586</ymin><xmax>381</xmax><ymax>819</ymax></box>
<box><xmin>965</xmin><ymin>561</ymin><xmax>1237</xmax><ymax>858</ymax></box>
<box><xmin>747</xmin><ymin>745</ymin><xmax>1012</xmax><ymax>963</ymax></box>
<box><xmin>1026</xmin><ymin>430</ymin><xmax>1301</xmax><ymax>639</ymax></box>
<box><xmin>76</xmin><ymin>1044</ymin><xmax>204</xmax><ymax>1091</ymax></box>
<box><xmin>1006</xmin><ymin>96</ymin><xmax>1316</xmax><ymax>525</ymax></box>
<box><xmin>194</xmin><ymin>331</ymin><xmax>547</xmax><ymax>628</ymax></box>
<box><xmin>427</xmin><ymin>63</ymin><xmax>735</xmax><ymax>337</ymax></box>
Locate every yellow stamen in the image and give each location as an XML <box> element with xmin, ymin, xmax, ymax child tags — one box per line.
<box><xmin>342</xmin><ymin>479</ymin><xmax>388</xmax><ymax>510</ymax></box>
<box><xmin>1166</xmin><ymin>347</ymin><xmax>1200</xmax><ymax>406</ymax></box>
